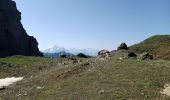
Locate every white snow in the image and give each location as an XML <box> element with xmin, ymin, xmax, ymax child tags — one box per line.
<box><xmin>0</xmin><ymin>77</ymin><xmax>23</xmax><ymax>88</ymax></box>
<box><xmin>161</xmin><ymin>84</ymin><xmax>170</xmax><ymax>96</ymax></box>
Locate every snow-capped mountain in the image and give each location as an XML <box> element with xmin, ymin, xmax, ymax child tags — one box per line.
<box><xmin>43</xmin><ymin>45</ymin><xmax>65</xmax><ymax>53</ymax></box>
<box><xmin>43</xmin><ymin>45</ymin><xmax>99</xmax><ymax>56</ymax></box>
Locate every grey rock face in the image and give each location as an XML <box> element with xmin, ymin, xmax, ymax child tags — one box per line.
<box><xmin>0</xmin><ymin>0</ymin><xmax>42</xmax><ymax>57</ymax></box>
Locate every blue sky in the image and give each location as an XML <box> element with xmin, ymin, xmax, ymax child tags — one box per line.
<box><xmin>14</xmin><ymin>0</ymin><xmax>170</xmax><ymax>50</ymax></box>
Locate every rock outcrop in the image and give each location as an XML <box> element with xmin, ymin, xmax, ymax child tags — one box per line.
<box><xmin>117</xmin><ymin>43</ymin><xmax>128</xmax><ymax>50</ymax></box>
<box><xmin>0</xmin><ymin>0</ymin><xmax>42</xmax><ymax>57</ymax></box>
<box><xmin>139</xmin><ymin>52</ymin><xmax>153</xmax><ymax>60</ymax></box>
<box><xmin>98</xmin><ymin>49</ymin><xmax>110</xmax><ymax>58</ymax></box>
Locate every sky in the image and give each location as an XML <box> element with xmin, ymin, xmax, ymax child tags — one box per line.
<box><xmin>14</xmin><ymin>0</ymin><xmax>170</xmax><ymax>51</ymax></box>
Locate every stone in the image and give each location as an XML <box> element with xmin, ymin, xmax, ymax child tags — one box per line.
<box><xmin>36</xmin><ymin>86</ymin><xmax>43</xmax><ymax>90</ymax></box>
<box><xmin>139</xmin><ymin>52</ymin><xmax>153</xmax><ymax>60</ymax></box>
<box><xmin>0</xmin><ymin>86</ymin><xmax>5</xmax><ymax>91</ymax></box>
<box><xmin>128</xmin><ymin>52</ymin><xmax>137</xmax><ymax>58</ymax></box>
<box><xmin>72</xmin><ymin>60</ymin><xmax>79</xmax><ymax>64</ymax></box>
<box><xmin>83</xmin><ymin>62</ymin><xmax>90</xmax><ymax>66</ymax></box>
<box><xmin>117</xmin><ymin>43</ymin><xmax>128</xmax><ymax>50</ymax></box>
<box><xmin>98</xmin><ymin>49</ymin><xmax>110</xmax><ymax>58</ymax></box>
<box><xmin>98</xmin><ymin>90</ymin><xmax>105</xmax><ymax>94</ymax></box>
<box><xmin>77</xmin><ymin>53</ymin><xmax>88</xmax><ymax>58</ymax></box>
<box><xmin>0</xmin><ymin>0</ymin><xmax>42</xmax><ymax>57</ymax></box>
<box><xmin>60</xmin><ymin>55</ymin><xmax>67</xmax><ymax>58</ymax></box>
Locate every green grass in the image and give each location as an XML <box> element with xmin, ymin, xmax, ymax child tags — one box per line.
<box><xmin>0</xmin><ymin>56</ymin><xmax>170</xmax><ymax>99</ymax></box>
<box><xmin>0</xmin><ymin>55</ymin><xmax>47</xmax><ymax>65</ymax></box>
<box><xmin>130</xmin><ymin>35</ymin><xmax>170</xmax><ymax>60</ymax></box>
<box><xmin>0</xmin><ymin>55</ymin><xmax>59</xmax><ymax>78</ymax></box>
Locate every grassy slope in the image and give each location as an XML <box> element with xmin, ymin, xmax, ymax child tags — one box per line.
<box><xmin>0</xmin><ymin>56</ymin><xmax>170</xmax><ymax>99</ymax></box>
<box><xmin>130</xmin><ymin>35</ymin><xmax>170</xmax><ymax>60</ymax></box>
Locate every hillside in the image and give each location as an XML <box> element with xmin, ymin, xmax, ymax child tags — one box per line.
<box><xmin>130</xmin><ymin>35</ymin><xmax>170</xmax><ymax>60</ymax></box>
<box><xmin>0</xmin><ymin>56</ymin><xmax>170</xmax><ymax>99</ymax></box>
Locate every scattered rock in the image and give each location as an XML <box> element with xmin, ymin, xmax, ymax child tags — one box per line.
<box><xmin>77</xmin><ymin>53</ymin><xmax>88</xmax><ymax>58</ymax></box>
<box><xmin>72</xmin><ymin>60</ymin><xmax>79</xmax><ymax>64</ymax></box>
<box><xmin>36</xmin><ymin>86</ymin><xmax>44</xmax><ymax>90</ymax></box>
<box><xmin>82</xmin><ymin>62</ymin><xmax>90</xmax><ymax>66</ymax></box>
<box><xmin>119</xmin><ymin>56</ymin><xmax>128</xmax><ymax>60</ymax></box>
<box><xmin>68</xmin><ymin>57</ymin><xmax>77</xmax><ymax>60</ymax></box>
<box><xmin>38</xmin><ymin>67</ymin><xmax>42</xmax><ymax>70</ymax></box>
<box><xmin>98</xmin><ymin>90</ymin><xmax>105</xmax><ymax>94</ymax></box>
<box><xmin>24</xmin><ymin>93</ymin><xmax>28</xmax><ymax>96</ymax></box>
<box><xmin>100</xmin><ymin>58</ymin><xmax>105</xmax><ymax>60</ymax></box>
<box><xmin>119</xmin><ymin>57</ymin><xmax>123</xmax><ymax>60</ymax></box>
<box><xmin>98</xmin><ymin>49</ymin><xmax>110</xmax><ymax>58</ymax></box>
<box><xmin>0</xmin><ymin>62</ymin><xmax>19</xmax><ymax>68</ymax></box>
<box><xmin>140</xmin><ymin>92</ymin><xmax>145</xmax><ymax>95</ymax></box>
<box><xmin>117</xmin><ymin>43</ymin><xmax>128</xmax><ymax>50</ymax></box>
<box><xmin>139</xmin><ymin>52</ymin><xmax>153</xmax><ymax>60</ymax></box>
<box><xmin>0</xmin><ymin>87</ymin><xmax>5</xmax><ymax>91</ymax></box>
<box><xmin>61</xmin><ymin>62</ymin><xmax>66</xmax><ymax>65</ymax></box>
<box><xmin>16</xmin><ymin>93</ymin><xmax>22</xmax><ymax>97</ymax></box>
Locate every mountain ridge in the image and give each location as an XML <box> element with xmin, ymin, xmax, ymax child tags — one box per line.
<box><xmin>43</xmin><ymin>45</ymin><xmax>99</xmax><ymax>56</ymax></box>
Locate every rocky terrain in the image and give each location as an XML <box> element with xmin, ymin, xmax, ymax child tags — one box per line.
<box><xmin>0</xmin><ymin>0</ymin><xmax>42</xmax><ymax>57</ymax></box>
<box><xmin>0</xmin><ymin>35</ymin><xmax>169</xmax><ymax>99</ymax></box>
<box><xmin>0</xmin><ymin>0</ymin><xmax>170</xmax><ymax>99</ymax></box>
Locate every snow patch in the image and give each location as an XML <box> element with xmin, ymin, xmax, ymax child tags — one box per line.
<box><xmin>0</xmin><ymin>77</ymin><xmax>23</xmax><ymax>88</ymax></box>
<box><xmin>161</xmin><ymin>84</ymin><xmax>170</xmax><ymax>96</ymax></box>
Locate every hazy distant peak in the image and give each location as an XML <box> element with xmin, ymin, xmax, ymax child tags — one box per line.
<box><xmin>43</xmin><ymin>45</ymin><xmax>99</xmax><ymax>56</ymax></box>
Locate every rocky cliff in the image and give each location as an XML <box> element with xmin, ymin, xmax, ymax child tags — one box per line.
<box><xmin>0</xmin><ymin>0</ymin><xmax>42</xmax><ymax>57</ymax></box>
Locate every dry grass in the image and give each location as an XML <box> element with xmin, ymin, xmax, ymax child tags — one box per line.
<box><xmin>0</xmin><ymin>56</ymin><xmax>170</xmax><ymax>99</ymax></box>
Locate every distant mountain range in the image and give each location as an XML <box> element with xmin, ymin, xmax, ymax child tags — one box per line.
<box><xmin>43</xmin><ymin>45</ymin><xmax>99</xmax><ymax>58</ymax></box>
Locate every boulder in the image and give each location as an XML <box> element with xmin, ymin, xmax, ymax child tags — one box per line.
<box><xmin>117</xmin><ymin>43</ymin><xmax>128</xmax><ymax>50</ymax></box>
<box><xmin>77</xmin><ymin>53</ymin><xmax>88</xmax><ymax>58</ymax></box>
<box><xmin>139</xmin><ymin>52</ymin><xmax>153</xmax><ymax>60</ymax></box>
<box><xmin>98</xmin><ymin>49</ymin><xmax>110</xmax><ymax>58</ymax></box>
<box><xmin>128</xmin><ymin>52</ymin><xmax>137</xmax><ymax>58</ymax></box>
<box><xmin>60</xmin><ymin>55</ymin><xmax>67</xmax><ymax>58</ymax></box>
<box><xmin>0</xmin><ymin>0</ymin><xmax>42</xmax><ymax>57</ymax></box>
